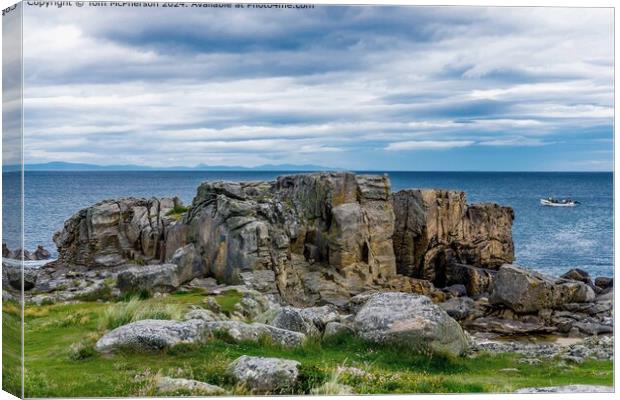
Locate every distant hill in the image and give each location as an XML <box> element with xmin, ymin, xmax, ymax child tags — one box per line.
<box><xmin>3</xmin><ymin>161</ymin><xmax>338</xmax><ymax>172</ymax></box>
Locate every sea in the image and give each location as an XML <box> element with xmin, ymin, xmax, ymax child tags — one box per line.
<box><xmin>2</xmin><ymin>171</ymin><xmax>614</xmax><ymax>278</ymax></box>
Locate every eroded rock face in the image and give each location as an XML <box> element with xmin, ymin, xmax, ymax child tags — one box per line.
<box><xmin>54</xmin><ymin>197</ymin><xmax>185</xmax><ymax>267</ymax></box>
<box><xmin>391</xmin><ymin>189</ymin><xmax>514</xmax><ymax>283</ymax></box>
<box><xmin>185</xmin><ymin>173</ymin><xmax>397</xmax><ymax>305</ymax></box>
<box><xmin>353</xmin><ymin>292</ymin><xmax>469</xmax><ymax>356</ymax></box>
<box><xmin>490</xmin><ymin>265</ymin><xmax>595</xmax><ymax>313</ymax></box>
<box><xmin>228</xmin><ymin>355</ymin><xmax>300</xmax><ymax>394</ymax></box>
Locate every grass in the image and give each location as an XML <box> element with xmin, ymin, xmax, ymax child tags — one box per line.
<box><xmin>7</xmin><ymin>294</ymin><xmax>613</xmax><ymax>397</ymax></box>
<box><xmin>213</xmin><ymin>289</ymin><xmax>243</xmax><ymax>315</ymax></box>
<box><xmin>165</xmin><ymin>205</ymin><xmax>189</xmax><ymax>221</ymax></box>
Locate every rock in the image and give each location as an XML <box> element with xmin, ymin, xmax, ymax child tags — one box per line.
<box><xmin>573</xmin><ymin>321</ymin><xmax>613</xmax><ymax>335</ymax></box>
<box><xmin>323</xmin><ymin>321</ymin><xmax>354</xmax><ymax>338</ymax></box>
<box><xmin>2</xmin><ymin>243</ymin><xmax>9</xmax><ymax>258</ymax></box>
<box><xmin>6</xmin><ymin>266</ymin><xmax>37</xmax><ymax>290</ymax></box>
<box><xmin>116</xmin><ymin>264</ymin><xmax>184</xmax><ymax>295</ymax></box>
<box><xmin>269</xmin><ymin>307</ymin><xmax>320</xmax><ymax>336</ymax></box>
<box><xmin>32</xmin><ymin>245</ymin><xmax>51</xmax><ymax>260</ymax></box>
<box><xmin>228</xmin><ymin>355</ymin><xmax>300</xmax><ymax>394</ymax></box>
<box><xmin>205</xmin><ymin>320</ymin><xmax>306</xmax><ymax>347</ymax></box>
<box><xmin>95</xmin><ymin>319</ymin><xmax>207</xmax><ymax>353</ymax></box>
<box><xmin>353</xmin><ymin>292</ymin><xmax>469</xmax><ymax>356</ymax></box>
<box><xmin>439</xmin><ymin>297</ymin><xmax>474</xmax><ymax>320</ymax></box>
<box><xmin>594</xmin><ymin>276</ymin><xmax>613</xmax><ymax>289</ymax></box>
<box><xmin>444</xmin><ymin>263</ymin><xmax>496</xmax><ymax>296</ymax></box>
<box><xmin>239</xmin><ymin>270</ymin><xmax>278</xmax><ymax>293</ymax></box>
<box><xmin>442</xmin><ymin>284</ymin><xmax>467</xmax><ymax>297</ymax></box>
<box><xmin>183</xmin><ymin>173</ymin><xmax>398</xmax><ymax>305</ymax></box>
<box><xmin>184</xmin><ymin>308</ymin><xmax>224</xmax><ymax>322</ymax></box>
<box><xmin>169</xmin><ymin>244</ymin><xmax>206</xmax><ymax>284</ymax></box>
<box><xmin>490</xmin><ymin>265</ymin><xmax>595</xmax><ymax>313</ymax></box>
<box><xmin>466</xmin><ymin>317</ymin><xmax>556</xmax><ymax>335</ymax></box>
<box><xmin>298</xmin><ymin>305</ymin><xmax>340</xmax><ymax>329</ymax></box>
<box><xmin>155</xmin><ymin>377</ymin><xmax>226</xmax><ymax>395</ymax></box>
<box><xmin>54</xmin><ymin>197</ymin><xmax>184</xmax><ymax>267</ymax></box>
<box><xmin>515</xmin><ymin>385</ymin><xmax>612</xmax><ymax>393</ymax></box>
<box><xmin>391</xmin><ymin>189</ymin><xmax>514</xmax><ymax>282</ymax></box>
<box><xmin>561</xmin><ymin>268</ymin><xmax>592</xmax><ymax>285</ymax></box>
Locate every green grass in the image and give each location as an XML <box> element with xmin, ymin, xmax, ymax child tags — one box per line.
<box><xmin>165</xmin><ymin>205</ymin><xmax>189</xmax><ymax>221</ymax></box>
<box><xmin>213</xmin><ymin>289</ymin><xmax>243</xmax><ymax>315</ymax></box>
<box><xmin>10</xmin><ymin>294</ymin><xmax>613</xmax><ymax>397</ymax></box>
<box><xmin>2</xmin><ymin>300</ymin><xmax>22</xmax><ymax>397</ymax></box>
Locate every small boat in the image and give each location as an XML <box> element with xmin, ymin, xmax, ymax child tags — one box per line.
<box><xmin>540</xmin><ymin>198</ymin><xmax>580</xmax><ymax>207</ymax></box>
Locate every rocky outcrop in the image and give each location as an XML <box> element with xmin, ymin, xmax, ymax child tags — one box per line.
<box><xmin>391</xmin><ymin>189</ymin><xmax>514</xmax><ymax>283</ymax></box>
<box><xmin>228</xmin><ymin>356</ymin><xmax>300</xmax><ymax>394</ymax></box>
<box><xmin>2</xmin><ymin>244</ymin><xmax>52</xmax><ymax>261</ymax></box>
<box><xmin>53</xmin><ymin>197</ymin><xmax>185</xmax><ymax>267</ymax></box>
<box><xmin>490</xmin><ymin>265</ymin><xmax>595</xmax><ymax>313</ymax></box>
<box><xmin>184</xmin><ymin>173</ymin><xmax>396</xmax><ymax>305</ymax></box>
<box><xmin>353</xmin><ymin>292</ymin><xmax>469</xmax><ymax>356</ymax></box>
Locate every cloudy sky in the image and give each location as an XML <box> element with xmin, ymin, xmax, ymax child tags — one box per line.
<box><xmin>17</xmin><ymin>5</ymin><xmax>614</xmax><ymax>170</ymax></box>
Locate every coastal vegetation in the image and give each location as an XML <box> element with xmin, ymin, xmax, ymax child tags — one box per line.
<box><xmin>2</xmin><ymin>291</ymin><xmax>612</xmax><ymax>397</ymax></box>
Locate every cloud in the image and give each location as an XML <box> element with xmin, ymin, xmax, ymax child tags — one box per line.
<box><xmin>385</xmin><ymin>140</ymin><xmax>475</xmax><ymax>151</ymax></box>
<box><xmin>13</xmin><ymin>5</ymin><xmax>613</xmax><ymax>171</ymax></box>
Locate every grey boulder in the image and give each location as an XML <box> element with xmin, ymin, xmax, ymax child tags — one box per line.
<box><xmin>155</xmin><ymin>376</ymin><xmax>226</xmax><ymax>395</ymax></box>
<box><xmin>95</xmin><ymin>319</ymin><xmax>207</xmax><ymax>352</ymax></box>
<box><xmin>206</xmin><ymin>320</ymin><xmax>306</xmax><ymax>348</ymax></box>
<box><xmin>353</xmin><ymin>292</ymin><xmax>469</xmax><ymax>356</ymax></box>
<box><xmin>228</xmin><ymin>355</ymin><xmax>300</xmax><ymax>393</ymax></box>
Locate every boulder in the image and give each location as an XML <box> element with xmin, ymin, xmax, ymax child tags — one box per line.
<box><xmin>169</xmin><ymin>244</ymin><xmax>206</xmax><ymax>283</ymax></box>
<box><xmin>54</xmin><ymin>197</ymin><xmax>183</xmax><ymax>267</ymax></box>
<box><xmin>323</xmin><ymin>321</ymin><xmax>354</xmax><ymax>338</ymax></box>
<box><xmin>490</xmin><ymin>265</ymin><xmax>595</xmax><ymax>313</ymax></box>
<box><xmin>353</xmin><ymin>292</ymin><xmax>469</xmax><ymax>356</ymax></box>
<box><xmin>391</xmin><ymin>189</ymin><xmax>514</xmax><ymax>282</ymax></box>
<box><xmin>465</xmin><ymin>317</ymin><xmax>556</xmax><ymax>335</ymax></box>
<box><xmin>205</xmin><ymin>320</ymin><xmax>306</xmax><ymax>347</ymax></box>
<box><xmin>444</xmin><ymin>263</ymin><xmax>496</xmax><ymax>296</ymax></box>
<box><xmin>298</xmin><ymin>305</ymin><xmax>340</xmax><ymax>330</ymax></box>
<box><xmin>116</xmin><ymin>264</ymin><xmax>184</xmax><ymax>295</ymax></box>
<box><xmin>155</xmin><ymin>377</ymin><xmax>226</xmax><ymax>395</ymax></box>
<box><xmin>439</xmin><ymin>297</ymin><xmax>474</xmax><ymax>320</ymax></box>
<box><xmin>228</xmin><ymin>355</ymin><xmax>300</xmax><ymax>393</ymax></box>
<box><xmin>95</xmin><ymin>319</ymin><xmax>207</xmax><ymax>353</ymax></box>
<box><xmin>442</xmin><ymin>284</ymin><xmax>467</xmax><ymax>297</ymax></box>
<box><xmin>516</xmin><ymin>385</ymin><xmax>612</xmax><ymax>393</ymax></box>
<box><xmin>561</xmin><ymin>268</ymin><xmax>592</xmax><ymax>285</ymax></box>
<box><xmin>32</xmin><ymin>245</ymin><xmax>52</xmax><ymax>260</ymax></box>
<box><xmin>268</xmin><ymin>307</ymin><xmax>320</xmax><ymax>336</ymax></box>
<box><xmin>594</xmin><ymin>277</ymin><xmax>613</xmax><ymax>290</ymax></box>
<box><xmin>6</xmin><ymin>265</ymin><xmax>37</xmax><ymax>290</ymax></box>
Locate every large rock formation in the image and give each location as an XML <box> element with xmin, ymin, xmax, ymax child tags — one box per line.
<box><xmin>51</xmin><ymin>173</ymin><xmax>513</xmax><ymax>308</ymax></box>
<box><xmin>392</xmin><ymin>189</ymin><xmax>514</xmax><ymax>283</ymax></box>
<box><xmin>183</xmin><ymin>173</ymin><xmax>396</xmax><ymax>305</ymax></box>
<box><xmin>53</xmin><ymin>197</ymin><xmax>185</xmax><ymax>267</ymax></box>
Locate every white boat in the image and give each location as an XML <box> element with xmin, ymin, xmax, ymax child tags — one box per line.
<box><xmin>540</xmin><ymin>198</ymin><xmax>579</xmax><ymax>207</ymax></box>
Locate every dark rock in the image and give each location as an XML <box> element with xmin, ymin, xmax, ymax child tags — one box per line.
<box><xmin>466</xmin><ymin>317</ymin><xmax>557</xmax><ymax>335</ymax></box>
<box><xmin>561</xmin><ymin>268</ymin><xmax>592</xmax><ymax>285</ymax></box>
<box><xmin>444</xmin><ymin>263</ymin><xmax>496</xmax><ymax>296</ymax></box>
<box><xmin>116</xmin><ymin>264</ymin><xmax>184</xmax><ymax>294</ymax></box>
<box><xmin>442</xmin><ymin>284</ymin><xmax>467</xmax><ymax>297</ymax></box>
<box><xmin>439</xmin><ymin>297</ymin><xmax>474</xmax><ymax>320</ymax></box>
<box><xmin>32</xmin><ymin>245</ymin><xmax>52</xmax><ymax>260</ymax></box>
<box><xmin>594</xmin><ymin>276</ymin><xmax>613</xmax><ymax>289</ymax></box>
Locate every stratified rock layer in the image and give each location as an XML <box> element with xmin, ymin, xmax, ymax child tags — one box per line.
<box><xmin>53</xmin><ymin>197</ymin><xmax>185</xmax><ymax>267</ymax></box>
<box><xmin>392</xmin><ymin>189</ymin><xmax>514</xmax><ymax>283</ymax></box>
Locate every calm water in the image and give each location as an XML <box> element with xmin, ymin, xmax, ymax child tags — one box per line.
<box><xmin>2</xmin><ymin>171</ymin><xmax>614</xmax><ymax>278</ymax></box>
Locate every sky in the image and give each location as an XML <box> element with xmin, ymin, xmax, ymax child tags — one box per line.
<box><xmin>10</xmin><ymin>4</ymin><xmax>615</xmax><ymax>171</ymax></box>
